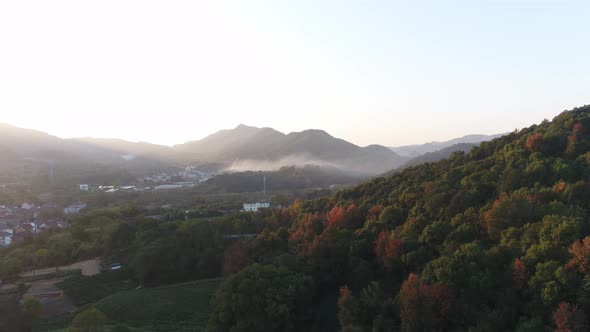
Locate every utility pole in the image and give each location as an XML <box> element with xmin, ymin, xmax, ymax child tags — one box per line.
<box><xmin>263</xmin><ymin>176</ymin><xmax>266</xmax><ymax>201</ymax></box>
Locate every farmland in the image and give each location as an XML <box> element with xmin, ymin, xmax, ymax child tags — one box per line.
<box><xmin>56</xmin><ymin>270</ymin><xmax>138</xmax><ymax>306</ymax></box>
<box><xmin>94</xmin><ymin>278</ymin><xmax>223</xmax><ymax>331</ymax></box>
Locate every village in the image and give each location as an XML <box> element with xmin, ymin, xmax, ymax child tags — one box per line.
<box><xmin>0</xmin><ymin>202</ymin><xmax>84</xmax><ymax>248</ymax></box>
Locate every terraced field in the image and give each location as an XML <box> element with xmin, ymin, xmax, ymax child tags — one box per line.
<box><xmin>94</xmin><ymin>278</ymin><xmax>223</xmax><ymax>331</ymax></box>
<box><xmin>56</xmin><ymin>271</ymin><xmax>138</xmax><ymax>306</ymax></box>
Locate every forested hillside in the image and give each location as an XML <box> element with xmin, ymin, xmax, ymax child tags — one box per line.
<box><xmin>2</xmin><ymin>106</ymin><xmax>590</xmax><ymax>331</ymax></box>
<box><xmin>208</xmin><ymin>106</ymin><xmax>590</xmax><ymax>331</ymax></box>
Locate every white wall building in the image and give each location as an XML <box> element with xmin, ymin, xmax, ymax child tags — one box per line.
<box><xmin>64</xmin><ymin>202</ymin><xmax>87</xmax><ymax>214</ymax></box>
<box><xmin>79</xmin><ymin>184</ymin><xmax>89</xmax><ymax>191</ymax></box>
<box><xmin>0</xmin><ymin>232</ymin><xmax>12</xmax><ymax>247</ymax></box>
<box><xmin>243</xmin><ymin>202</ymin><xmax>270</xmax><ymax>212</ymax></box>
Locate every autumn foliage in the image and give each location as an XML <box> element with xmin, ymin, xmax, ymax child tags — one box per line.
<box><xmin>399</xmin><ymin>273</ymin><xmax>454</xmax><ymax>332</ymax></box>
<box><xmin>552</xmin><ymin>302</ymin><xmax>588</xmax><ymax>332</ymax></box>
<box><xmin>223</xmin><ymin>241</ymin><xmax>251</xmax><ymax>276</ymax></box>
<box><xmin>512</xmin><ymin>258</ymin><xmax>527</xmax><ymax>289</ymax></box>
<box><xmin>374</xmin><ymin>230</ymin><xmax>403</xmax><ymax>270</ymax></box>
<box><xmin>566</xmin><ymin>237</ymin><xmax>590</xmax><ymax>274</ymax></box>
<box><xmin>326</xmin><ymin>204</ymin><xmax>361</xmax><ymax>229</ymax></box>
<box><xmin>367</xmin><ymin>205</ymin><xmax>383</xmax><ymax>222</ymax></box>
<box><xmin>337</xmin><ymin>286</ymin><xmax>355</xmax><ymax>329</ymax></box>
<box><xmin>526</xmin><ymin>133</ymin><xmax>544</xmax><ymax>152</ymax></box>
<box><xmin>552</xmin><ymin>181</ymin><xmax>568</xmax><ymax>193</ymax></box>
<box><xmin>289</xmin><ymin>213</ymin><xmax>324</xmax><ymax>257</ymax></box>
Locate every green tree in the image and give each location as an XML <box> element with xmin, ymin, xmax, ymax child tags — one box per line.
<box><xmin>208</xmin><ymin>264</ymin><xmax>315</xmax><ymax>332</ymax></box>
<box><xmin>23</xmin><ymin>296</ymin><xmax>41</xmax><ymax>318</ymax></box>
<box><xmin>68</xmin><ymin>307</ymin><xmax>107</xmax><ymax>332</ymax></box>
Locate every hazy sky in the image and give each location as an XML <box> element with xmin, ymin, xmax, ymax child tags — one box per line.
<box><xmin>0</xmin><ymin>1</ymin><xmax>588</xmax><ymax>147</ymax></box>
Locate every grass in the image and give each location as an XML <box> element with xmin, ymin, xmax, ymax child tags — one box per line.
<box><xmin>94</xmin><ymin>278</ymin><xmax>223</xmax><ymax>332</ymax></box>
<box><xmin>56</xmin><ymin>271</ymin><xmax>139</xmax><ymax>306</ymax></box>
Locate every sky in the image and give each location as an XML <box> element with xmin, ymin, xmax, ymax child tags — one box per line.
<box><xmin>0</xmin><ymin>1</ymin><xmax>588</xmax><ymax>147</ymax></box>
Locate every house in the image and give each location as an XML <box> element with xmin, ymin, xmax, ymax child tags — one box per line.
<box><xmin>79</xmin><ymin>184</ymin><xmax>89</xmax><ymax>191</ymax></box>
<box><xmin>64</xmin><ymin>202</ymin><xmax>87</xmax><ymax>215</ymax></box>
<box><xmin>99</xmin><ymin>186</ymin><xmax>115</xmax><ymax>191</ymax></box>
<box><xmin>120</xmin><ymin>186</ymin><xmax>136</xmax><ymax>191</ymax></box>
<box><xmin>242</xmin><ymin>202</ymin><xmax>270</xmax><ymax>212</ymax></box>
<box><xmin>12</xmin><ymin>226</ymin><xmax>31</xmax><ymax>244</ymax></box>
<box><xmin>155</xmin><ymin>184</ymin><xmax>183</xmax><ymax>190</ymax></box>
<box><xmin>38</xmin><ymin>219</ymin><xmax>69</xmax><ymax>231</ymax></box>
<box><xmin>25</xmin><ymin>222</ymin><xmax>39</xmax><ymax>234</ymax></box>
<box><xmin>21</xmin><ymin>203</ymin><xmax>35</xmax><ymax>210</ymax></box>
<box><xmin>40</xmin><ymin>202</ymin><xmax>58</xmax><ymax>213</ymax></box>
<box><xmin>0</xmin><ymin>231</ymin><xmax>12</xmax><ymax>247</ymax></box>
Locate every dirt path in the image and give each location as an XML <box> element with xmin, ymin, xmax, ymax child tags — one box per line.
<box><xmin>19</xmin><ymin>259</ymin><xmax>101</xmax><ymax>278</ymax></box>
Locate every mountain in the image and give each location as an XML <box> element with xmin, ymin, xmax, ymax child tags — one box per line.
<box><xmin>174</xmin><ymin>124</ymin><xmax>285</xmax><ymax>161</ymax></box>
<box><xmin>0</xmin><ymin>124</ymin><xmax>181</xmax><ymax>188</ymax></box>
<box><xmin>390</xmin><ymin>133</ymin><xmax>506</xmax><ymax>158</ymax></box>
<box><xmin>175</xmin><ymin>124</ymin><xmax>407</xmax><ymax>175</ymax></box>
<box><xmin>0</xmin><ymin>123</ymin><xmax>177</xmax><ymax>165</ymax></box>
<box><xmin>401</xmin><ymin>142</ymin><xmax>478</xmax><ymax>168</ymax></box>
<box><xmin>71</xmin><ymin>137</ymin><xmax>177</xmax><ymax>162</ymax></box>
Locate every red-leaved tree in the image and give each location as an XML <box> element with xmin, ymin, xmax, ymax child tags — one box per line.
<box><xmin>326</xmin><ymin>204</ymin><xmax>362</xmax><ymax>229</ymax></box>
<box><xmin>552</xmin><ymin>302</ymin><xmax>588</xmax><ymax>332</ymax></box>
<box><xmin>374</xmin><ymin>230</ymin><xmax>403</xmax><ymax>270</ymax></box>
<box><xmin>222</xmin><ymin>241</ymin><xmax>251</xmax><ymax>276</ymax></box>
<box><xmin>512</xmin><ymin>258</ymin><xmax>527</xmax><ymax>289</ymax></box>
<box><xmin>399</xmin><ymin>273</ymin><xmax>454</xmax><ymax>331</ymax></box>
<box><xmin>566</xmin><ymin>237</ymin><xmax>590</xmax><ymax>274</ymax></box>
<box><xmin>526</xmin><ymin>133</ymin><xmax>544</xmax><ymax>152</ymax></box>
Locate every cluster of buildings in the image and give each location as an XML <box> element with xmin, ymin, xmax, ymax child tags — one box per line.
<box><xmin>242</xmin><ymin>202</ymin><xmax>271</xmax><ymax>212</ymax></box>
<box><xmin>0</xmin><ymin>201</ymin><xmax>85</xmax><ymax>248</ymax></box>
<box><xmin>77</xmin><ymin>167</ymin><xmax>218</xmax><ymax>194</ymax></box>
<box><xmin>141</xmin><ymin>167</ymin><xmax>216</xmax><ymax>184</ymax></box>
<box><xmin>82</xmin><ymin>183</ymin><xmax>197</xmax><ymax>193</ymax></box>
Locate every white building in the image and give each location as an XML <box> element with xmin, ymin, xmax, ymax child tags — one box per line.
<box><xmin>64</xmin><ymin>202</ymin><xmax>87</xmax><ymax>215</ymax></box>
<box><xmin>243</xmin><ymin>202</ymin><xmax>270</xmax><ymax>212</ymax></box>
<box><xmin>0</xmin><ymin>231</ymin><xmax>12</xmax><ymax>247</ymax></box>
<box><xmin>155</xmin><ymin>184</ymin><xmax>183</xmax><ymax>190</ymax></box>
<box><xmin>21</xmin><ymin>202</ymin><xmax>35</xmax><ymax>210</ymax></box>
<box><xmin>79</xmin><ymin>184</ymin><xmax>89</xmax><ymax>191</ymax></box>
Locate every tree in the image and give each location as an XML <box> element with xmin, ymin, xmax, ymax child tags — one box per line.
<box><xmin>374</xmin><ymin>230</ymin><xmax>403</xmax><ymax>270</ymax></box>
<box><xmin>326</xmin><ymin>204</ymin><xmax>362</xmax><ymax>229</ymax></box>
<box><xmin>552</xmin><ymin>302</ymin><xmax>588</xmax><ymax>332</ymax></box>
<box><xmin>526</xmin><ymin>133</ymin><xmax>544</xmax><ymax>152</ymax></box>
<box><xmin>222</xmin><ymin>241</ymin><xmax>251</xmax><ymax>276</ymax></box>
<box><xmin>338</xmin><ymin>286</ymin><xmax>357</xmax><ymax>330</ymax></box>
<box><xmin>513</xmin><ymin>258</ymin><xmax>528</xmax><ymax>289</ymax></box>
<box><xmin>566</xmin><ymin>237</ymin><xmax>590</xmax><ymax>274</ymax></box>
<box><xmin>484</xmin><ymin>195</ymin><xmax>534</xmax><ymax>239</ymax></box>
<box><xmin>366</xmin><ymin>205</ymin><xmax>383</xmax><ymax>223</ymax></box>
<box><xmin>208</xmin><ymin>264</ymin><xmax>315</xmax><ymax>332</ymax></box>
<box><xmin>399</xmin><ymin>273</ymin><xmax>454</xmax><ymax>332</ymax></box>
<box><xmin>68</xmin><ymin>307</ymin><xmax>107</xmax><ymax>332</ymax></box>
<box><xmin>23</xmin><ymin>296</ymin><xmax>41</xmax><ymax>318</ymax></box>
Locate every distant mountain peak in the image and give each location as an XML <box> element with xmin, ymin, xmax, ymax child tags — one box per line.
<box><xmin>390</xmin><ymin>133</ymin><xmax>506</xmax><ymax>158</ymax></box>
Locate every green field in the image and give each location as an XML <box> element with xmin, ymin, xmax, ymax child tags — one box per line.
<box><xmin>56</xmin><ymin>271</ymin><xmax>139</xmax><ymax>306</ymax></box>
<box><xmin>94</xmin><ymin>278</ymin><xmax>223</xmax><ymax>332</ymax></box>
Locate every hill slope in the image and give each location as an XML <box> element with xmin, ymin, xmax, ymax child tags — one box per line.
<box><xmin>175</xmin><ymin>125</ymin><xmax>407</xmax><ymax>175</ymax></box>
<box><xmin>390</xmin><ymin>133</ymin><xmax>505</xmax><ymax>158</ymax></box>
<box><xmin>208</xmin><ymin>105</ymin><xmax>590</xmax><ymax>331</ymax></box>
<box><xmin>400</xmin><ymin>142</ymin><xmax>478</xmax><ymax>168</ymax></box>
